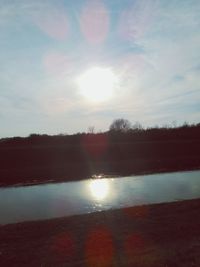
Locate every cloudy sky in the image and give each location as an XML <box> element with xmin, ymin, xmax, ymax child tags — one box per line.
<box><xmin>0</xmin><ymin>0</ymin><xmax>200</xmax><ymax>137</ymax></box>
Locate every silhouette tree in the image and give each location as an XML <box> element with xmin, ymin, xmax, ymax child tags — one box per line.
<box><xmin>88</xmin><ymin>126</ymin><xmax>95</xmax><ymax>134</ymax></box>
<box><xmin>132</xmin><ymin>121</ymin><xmax>143</xmax><ymax>131</ymax></box>
<box><xmin>109</xmin><ymin>118</ymin><xmax>131</xmax><ymax>132</ymax></box>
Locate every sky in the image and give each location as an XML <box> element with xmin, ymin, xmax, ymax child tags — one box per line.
<box><xmin>0</xmin><ymin>0</ymin><xmax>200</xmax><ymax>137</ymax></box>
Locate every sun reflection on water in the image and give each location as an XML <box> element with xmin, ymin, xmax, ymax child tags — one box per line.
<box><xmin>89</xmin><ymin>178</ymin><xmax>110</xmax><ymax>201</ymax></box>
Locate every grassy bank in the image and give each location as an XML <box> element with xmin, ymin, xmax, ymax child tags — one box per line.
<box><xmin>1</xmin><ymin>198</ymin><xmax>200</xmax><ymax>266</ymax></box>
<box><xmin>1</xmin><ymin>125</ymin><xmax>200</xmax><ymax>187</ymax></box>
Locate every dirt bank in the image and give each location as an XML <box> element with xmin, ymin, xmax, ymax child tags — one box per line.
<box><xmin>1</xmin><ymin>198</ymin><xmax>200</xmax><ymax>266</ymax></box>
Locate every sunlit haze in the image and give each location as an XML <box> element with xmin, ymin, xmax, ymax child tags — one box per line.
<box><xmin>0</xmin><ymin>0</ymin><xmax>200</xmax><ymax>137</ymax></box>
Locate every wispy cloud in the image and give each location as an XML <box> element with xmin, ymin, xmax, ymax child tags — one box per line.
<box><xmin>0</xmin><ymin>0</ymin><xmax>200</xmax><ymax>136</ymax></box>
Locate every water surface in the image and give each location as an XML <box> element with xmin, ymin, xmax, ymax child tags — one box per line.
<box><xmin>0</xmin><ymin>170</ymin><xmax>200</xmax><ymax>225</ymax></box>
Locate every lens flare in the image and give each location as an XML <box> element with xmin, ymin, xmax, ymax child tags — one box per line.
<box><xmin>80</xmin><ymin>0</ymin><xmax>109</xmax><ymax>44</ymax></box>
<box><xmin>85</xmin><ymin>226</ymin><xmax>114</xmax><ymax>267</ymax></box>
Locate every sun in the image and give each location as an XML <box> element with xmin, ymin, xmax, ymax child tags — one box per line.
<box><xmin>77</xmin><ymin>67</ymin><xmax>118</xmax><ymax>102</ymax></box>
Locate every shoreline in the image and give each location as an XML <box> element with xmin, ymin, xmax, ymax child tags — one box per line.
<box><xmin>1</xmin><ymin>165</ymin><xmax>200</xmax><ymax>188</ymax></box>
<box><xmin>1</xmin><ymin>198</ymin><xmax>200</xmax><ymax>266</ymax></box>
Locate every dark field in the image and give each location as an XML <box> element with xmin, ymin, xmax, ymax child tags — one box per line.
<box><xmin>1</xmin><ymin>198</ymin><xmax>200</xmax><ymax>266</ymax></box>
<box><xmin>1</xmin><ymin>125</ymin><xmax>200</xmax><ymax>187</ymax></box>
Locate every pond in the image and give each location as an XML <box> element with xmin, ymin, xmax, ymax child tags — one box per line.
<box><xmin>0</xmin><ymin>170</ymin><xmax>200</xmax><ymax>225</ymax></box>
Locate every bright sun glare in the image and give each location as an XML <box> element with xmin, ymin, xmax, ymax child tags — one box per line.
<box><xmin>89</xmin><ymin>179</ymin><xmax>110</xmax><ymax>200</ymax></box>
<box><xmin>77</xmin><ymin>67</ymin><xmax>118</xmax><ymax>102</ymax></box>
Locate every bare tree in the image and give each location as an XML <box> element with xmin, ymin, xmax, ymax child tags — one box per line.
<box><xmin>109</xmin><ymin>118</ymin><xmax>131</xmax><ymax>132</ymax></box>
<box><xmin>132</xmin><ymin>121</ymin><xmax>143</xmax><ymax>130</ymax></box>
<box><xmin>88</xmin><ymin>126</ymin><xmax>95</xmax><ymax>133</ymax></box>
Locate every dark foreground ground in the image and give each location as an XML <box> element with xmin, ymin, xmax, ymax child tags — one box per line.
<box><xmin>1</xmin><ymin>198</ymin><xmax>200</xmax><ymax>267</ymax></box>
